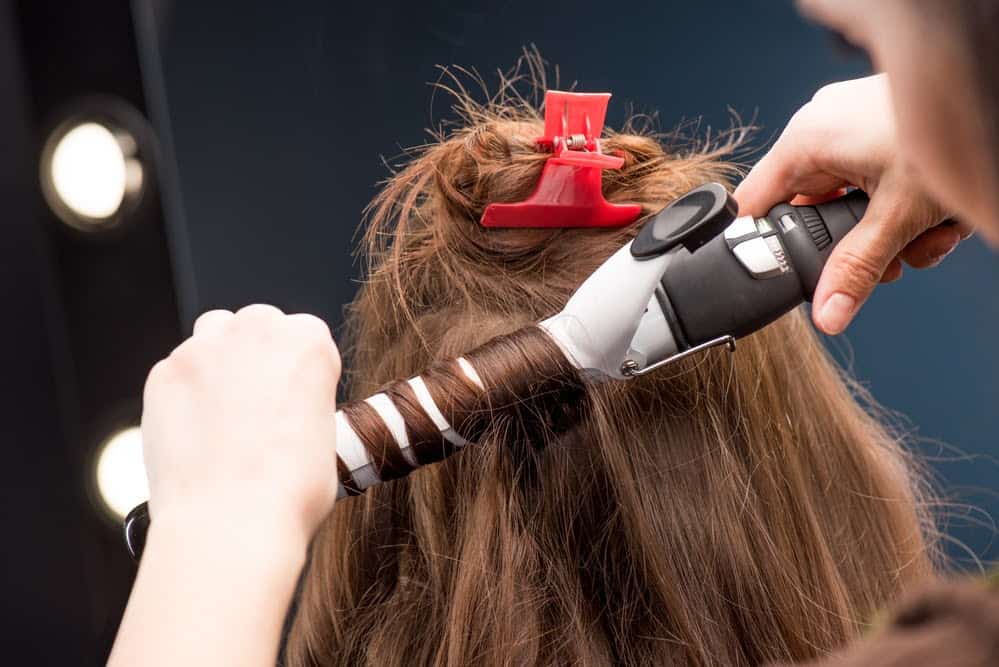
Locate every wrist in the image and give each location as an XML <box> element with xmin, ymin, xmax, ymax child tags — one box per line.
<box><xmin>112</xmin><ymin>498</ymin><xmax>308</xmax><ymax>667</ymax></box>
<box><xmin>147</xmin><ymin>500</ymin><xmax>310</xmax><ymax>573</ymax></box>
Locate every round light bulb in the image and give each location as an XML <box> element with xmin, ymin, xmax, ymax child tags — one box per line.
<box><xmin>94</xmin><ymin>426</ymin><xmax>149</xmax><ymax>522</ymax></box>
<box><xmin>47</xmin><ymin>122</ymin><xmax>131</xmax><ymax>222</ymax></box>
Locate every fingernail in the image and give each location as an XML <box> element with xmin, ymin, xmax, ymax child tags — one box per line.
<box><xmin>818</xmin><ymin>293</ymin><xmax>857</xmax><ymax>335</ymax></box>
<box><xmin>929</xmin><ymin>241</ymin><xmax>959</xmax><ymax>266</ymax></box>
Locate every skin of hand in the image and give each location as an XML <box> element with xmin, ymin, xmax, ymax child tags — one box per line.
<box><xmin>734</xmin><ymin>74</ymin><xmax>974</xmax><ymax>335</ymax></box>
<box><xmin>108</xmin><ymin>304</ymin><xmax>341</xmax><ymax>667</ymax></box>
<box><xmin>796</xmin><ymin>0</ymin><xmax>999</xmax><ymax>245</ymax></box>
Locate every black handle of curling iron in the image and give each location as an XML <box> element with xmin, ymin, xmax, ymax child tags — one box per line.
<box><xmin>658</xmin><ymin>189</ymin><xmax>871</xmax><ymax>347</ymax></box>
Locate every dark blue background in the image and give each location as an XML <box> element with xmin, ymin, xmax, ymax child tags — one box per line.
<box><xmin>160</xmin><ymin>1</ymin><xmax>999</xmax><ymax>564</ymax></box>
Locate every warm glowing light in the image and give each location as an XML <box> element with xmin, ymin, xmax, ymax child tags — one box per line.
<box><xmin>46</xmin><ymin>122</ymin><xmax>140</xmax><ymax>223</ymax></box>
<box><xmin>94</xmin><ymin>427</ymin><xmax>148</xmax><ymax>521</ymax></box>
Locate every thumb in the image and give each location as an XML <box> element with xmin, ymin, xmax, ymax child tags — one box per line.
<box><xmin>812</xmin><ymin>190</ymin><xmax>925</xmax><ymax>335</ymax></box>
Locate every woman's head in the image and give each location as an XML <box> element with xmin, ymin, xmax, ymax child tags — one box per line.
<box><xmin>287</xmin><ymin>64</ymin><xmax>937</xmax><ymax>666</ymax></box>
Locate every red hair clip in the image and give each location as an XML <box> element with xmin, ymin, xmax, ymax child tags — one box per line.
<box><xmin>480</xmin><ymin>90</ymin><xmax>643</xmax><ymax>229</ymax></box>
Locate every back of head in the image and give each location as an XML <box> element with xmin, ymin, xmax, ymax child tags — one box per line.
<box><xmin>287</xmin><ymin>63</ymin><xmax>937</xmax><ymax>666</ymax></box>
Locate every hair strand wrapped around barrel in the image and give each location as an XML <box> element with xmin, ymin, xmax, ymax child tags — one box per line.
<box><xmin>336</xmin><ymin>326</ymin><xmax>586</xmax><ymax>495</ymax></box>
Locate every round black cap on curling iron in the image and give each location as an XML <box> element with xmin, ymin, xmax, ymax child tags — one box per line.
<box><xmin>631</xmin><ymin>182</ymin><xmax>738</xmax><ymax>259</ymax></box>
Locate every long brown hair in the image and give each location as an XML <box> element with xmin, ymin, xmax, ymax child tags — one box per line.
<box><xmin>286</xmin><ymin>58</ymin><xmax>939</xmax><ymax>666</ymax></box>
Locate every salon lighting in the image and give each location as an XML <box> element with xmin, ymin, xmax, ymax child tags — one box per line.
<box><xmin>94</xmin><ymin>426</ymin><xmax>148</xmax><ymax>522</ymax></box>
<box><xmin>41</xmin><ymin>121</ymin><xmax>144</xmax><ymax>230</ymax></box>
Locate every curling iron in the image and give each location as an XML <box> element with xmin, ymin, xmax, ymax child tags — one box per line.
<box><xmin>123</xmin><ymin>182</ymin><xmax>869</xmax><ymax>560</ymax></box>
<box><xmin>547</xmin><ymin>181</ymin><xmax>869</xmax><ymax>380</ymax></box>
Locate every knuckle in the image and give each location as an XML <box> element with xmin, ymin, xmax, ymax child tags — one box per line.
<box><xmin>778</xmin><ymin>107</ymin><xmax>827</xmax><ymax>164</ymax></box>
<box><xmin>147</xmin><ymin>358</ymin><xmax>171</xmax><ymax>381</ymax></box>
<box><xmin>286</xmin><ymin>315</ymin><xmax>335</xmax><ymax>358</ymax></box>
<box><xmin>289</xmin><ymin>313</ymin><xmax>333</xmax><ymax>342</ymax></box>
<box><xmin>166</xmin><ymin>343</ymin><xmax>197</xmax><ymax>373</ymax></box>
<box><xmin>235</xmin><ymin>303</ymin><xmax>285</xmax><ymax>323</ymax></box>
<box><xmin>785</xmin><ymin>102</ymin><xmax>835</xmax><ymax>150</ymax></box>
<box><xmin>786</xmin><ymin>101</ymin><xmax>816</xmax><ymax>130</ymax></box>
<box><xmin>193</xmin><ymin>308</ymin><xmax>232</xmax><ymax>330</ymax></box>
<box><xmin>811</xmin><ymin>80</ymin><xmax>845</xmax><ymax>103</ymax></box>
<box><xmin>287</xmin><ymin>317</ymin><xmax>341</xmax><ymax>380</ymax></box>
<box><xmin>166</xmin><ymin>337</ymin><xmax>211</xmax><ymax>377</ymax></box>
<box><xmin>145</xmin><ymin>358</ymin><xmax>174</xmax><ymax>391</ymax></box>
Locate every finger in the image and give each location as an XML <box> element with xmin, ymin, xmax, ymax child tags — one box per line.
<box><xmin>880</xmin><ymin>257</ymin><xmax>903</xmax><ymax>283</ymax></box>
<box><xmin>734</xmin><ymin>146</ymin><xmax>802</xmax><ymax>217</ymax></box>
<box><xmin>286</xmin><ymin>313</ymin><xmax>342</xmax><ymax>403</ymax></box>
<box><xmin>143</xmin><ymin>358</ymin><xmax>174</xmax><ymax>405</ymax></box>
<box><xmin>192</xmin><ymin>309</ymin><xmax>234</xmax><ymax>337</ymax></box>
<box><xmin>734</xmin><ymin>145</ymin><xmax>847</xmax><ymax>217</ymax></box>
<box><xmin>790</xmin><ymin>188</ymin><xmax>849</xmax><ymax>207</ymax></box>
<box><xmin>286</xmin><ymin>313</ymin><xmax>335</xmax><ymax>343</ymax></box>
<box><xmin>795</xmin><ymin>0</ymin><xmax>838</xmax><ymax>24</ymax></box>
<box><xmin>234</xmin><ymin>303</ymin><xmax>286</xmax><ymax>323</ymax></box>
<box><xmin>946</xmin><ymin>217</ymin><xmax>976</xmax><ymax>240</ymax></box>
<box><xmin>286</xmin><ymin>313</ymin><xmax>340</xmax><ymax>365</ymax></box>
<box><xmin>812</xmin><ymin>192</ymin><xmax>926</xmax><ymax>335</ymax></box>
<box><xmin>899</xmin><ymin>225</ymin><xmax>962</xmax><ymax>269</ymax></box>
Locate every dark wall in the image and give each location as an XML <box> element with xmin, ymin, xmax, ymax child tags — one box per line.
<box><xmin>160</xmin><ymin>1</ymin><xmax>999</xmax><ymax>562</ymax></box>
<box><xmin>0</xmin><ymin>2</ymin><xmax>101</xmax><ymax>661</ymax></box>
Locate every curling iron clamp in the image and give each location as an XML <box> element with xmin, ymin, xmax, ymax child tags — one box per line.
<box><xmin>123</xmin><ymin>91</ymin><xmax>871</xmax><ymax>560</ymax></box>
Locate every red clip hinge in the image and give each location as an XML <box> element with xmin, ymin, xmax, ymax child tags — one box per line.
<box><xmin>480</xmin><ymin>90</ymin><xmax>643</xmax><ymax>229</ymax></box>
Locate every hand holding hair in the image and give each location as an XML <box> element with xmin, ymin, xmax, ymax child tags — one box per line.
<box><xmin>111</xmin><ymin>304</ymin><xmax>584</xmax><ymax>667</ymax></box>
<box><xmin>109</xmin><ymin>304</ymin><xmax>342</xmax><ymax>667</ymax></box>
<box><xmin>140</xmin><ymin>304</ymin><xmax>341</xmax><ymax>548</ymax></box>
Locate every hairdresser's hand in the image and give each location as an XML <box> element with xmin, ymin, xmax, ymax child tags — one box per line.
<box><xmin>111</xmin><ymin>305</ymin><xmax>341</xmax><ymax>667</ymax></box>
<box><xmin>141</xmin><ymin>304</ymin><xmax>341</xmax><ymax>551</ymax></box>
<box><xmin>735</xmin><ymin>74</ymin><xmax>973</xmax><ymax>335</ymax></box>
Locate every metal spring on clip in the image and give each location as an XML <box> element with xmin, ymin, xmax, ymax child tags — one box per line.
<box><xmin>564</xmin><ymin>133</ymin><xmax>588</xmax><ymax>150</ymax></box>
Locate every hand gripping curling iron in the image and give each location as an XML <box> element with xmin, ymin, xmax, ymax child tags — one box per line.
<box><xmin>546</xmin><ymin>182</ymin><xmax>870</xmax><ymax>380</ymax></box>
<box><xmin>123</xmin><ymin>182</ymin><xmax>870</xmax><ymax>561</ymax></box>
